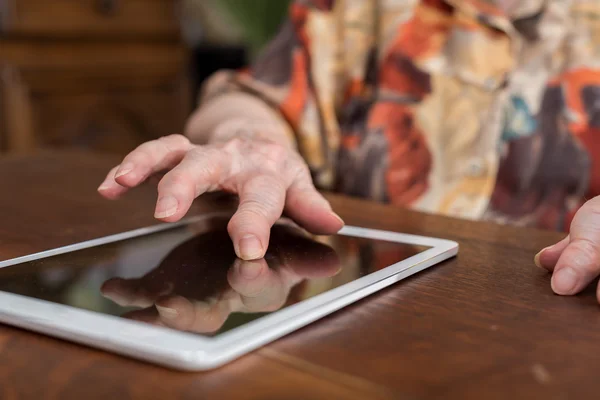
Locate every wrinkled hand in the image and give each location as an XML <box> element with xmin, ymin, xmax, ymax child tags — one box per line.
<box><xmin>98</xmin><ymin>134</ymin><xmax>344</xmax><ymax>260</ymax></box>
<box><xmin>100</xmin><ymin>224</ymin><xmax>341</xmax><ymax>333</ymax></box>
<box><xmin>535</xmin><ymin>197</ymin><xmax>600</xmax><ymax>301</ymax></box>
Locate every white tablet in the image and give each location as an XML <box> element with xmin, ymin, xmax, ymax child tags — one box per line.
<box><xmin>0</xmin><ymin>213</ymin><xmax>457</xmax><ymax>371</ymax></box>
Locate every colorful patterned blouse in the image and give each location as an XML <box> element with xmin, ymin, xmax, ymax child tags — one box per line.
<box><xmin>202</xmin><ymin>0</ymin><xmax>600</xmax><ymax>231</ymax></box>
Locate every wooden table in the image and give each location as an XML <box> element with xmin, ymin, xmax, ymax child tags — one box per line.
<box><xmin>0</xmin><ymin>150</ymin><xmax>598</xmax><ymax>400</ymax></box>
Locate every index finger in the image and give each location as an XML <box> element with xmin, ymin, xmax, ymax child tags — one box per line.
<box><xmin>98</xmin><ymin>135</ymin><xmax>193</xmax><ymax>197</ymax></box>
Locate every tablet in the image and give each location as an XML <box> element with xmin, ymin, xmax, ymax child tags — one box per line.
<box><xmin>0</xmin><ymin>213</ymin><xmax>458</xmax><ymax>371</ymax></box>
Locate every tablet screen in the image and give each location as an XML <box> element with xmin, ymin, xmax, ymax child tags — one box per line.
<box><xmin>0</xmin><ymin>217</ymin><xmax>430</xmax><ymax>337</ymax></box>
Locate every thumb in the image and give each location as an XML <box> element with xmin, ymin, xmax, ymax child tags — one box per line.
<box><xmin>535</xmin><ymin>235</ymin><xmax>570</xmax><ymax>271</ymax></box>
<box><xmin>551</xmin><ymin>198</ymin><xmax>600</xmax><ymax>295</ymax></box>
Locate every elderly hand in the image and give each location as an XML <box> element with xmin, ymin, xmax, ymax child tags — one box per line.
<box><xmin>535</xmin><ymin>197</ymin><xmax>600</xmax><ymax>301</ymax></box>
<box><xmin>97</xmin><ymin>132</ymin><xmax>344</xmax><ymax>261</ymax></box>
<box><xmin>100</xmin><ymin>223</ymin><xmax>341</xmax><ymax>334</ymax></box>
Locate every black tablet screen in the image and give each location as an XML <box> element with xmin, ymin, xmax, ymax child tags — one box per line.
<box><xmin>0</xmin><ymin>217</ymin><xmax>430</xmax><ymax>337</ymax></box>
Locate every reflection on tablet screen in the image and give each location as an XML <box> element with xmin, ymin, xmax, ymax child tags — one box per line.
<box><xmin>0</xmin><ymin>217</ymin><xmax>430</xmax><ymax>337</ymax></box>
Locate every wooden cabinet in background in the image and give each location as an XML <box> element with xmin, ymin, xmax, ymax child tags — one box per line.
<box><xmin>0</xmin><ymin>0</ymin><xmax>191</xmax><ymax>155</ymax></box>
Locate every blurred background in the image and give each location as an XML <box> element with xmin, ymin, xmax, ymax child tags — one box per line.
<box><xmin>0</xmin><ymin>0</ymin><xmax>291</xmax><ymax>156</ymax></box>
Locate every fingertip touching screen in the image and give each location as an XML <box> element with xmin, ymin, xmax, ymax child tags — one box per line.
<box><xmin>0</xmin><ymin>217</ymin><xmax>430</xmax><ymax>337</ymax></box>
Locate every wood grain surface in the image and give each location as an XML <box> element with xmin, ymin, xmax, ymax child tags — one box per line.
<box><xmin>0</xmin><ymin>150</ymin><xmax>597</xmax><ymax>400</ymax></box>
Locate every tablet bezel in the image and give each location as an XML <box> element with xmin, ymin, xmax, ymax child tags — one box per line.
<box><xmin>0</xmin><ymin>214</ymin><xmax>458</xmax><ymax>371</ymax></box>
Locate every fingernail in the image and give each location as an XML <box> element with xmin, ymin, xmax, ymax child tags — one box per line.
<box><xmin>154</xmin><ymin>196</ymin><xmax>178</xmax><ymax>219</ymax></box>
<box><xmin>534</xmin><ymin>245</ymin><xmax>555</xmax><ymax>269</ymax></box>
<box><xmin>239</xmin><ymin>235</ymin><xmax>263</xmax><ymax>260</ymax></box>
<box><xmin>332</xmin><ymin>212</ymin><xmax>345</xmax><ymax>226</ymax></box>
<box><xmin>552</xmin><ymin>267</ymin><xmax>579</xmax><ymax>294</ymax></box>
<box><xmin>97</xmin><ymin>182</ymin><xmax>111</xmax><ymax>191</ymax></box>
<box><xmin>115</xmin><ymin>163</ymin><xmax>134</xmax><ymax>178</ymax></box>
<box><xmin>238</xmin><ymin>260</ymin><xmax>264</xmax><ymax>279</ymax></box>
<box><xmin>534</xmin><ymin>250</ymin><xmax>545</xmax><ymax>269</ymax></box>
<box><xmin>156</xmin><ymin>305</ymin><xmax>179</xmax><ymax>319</ymax></box>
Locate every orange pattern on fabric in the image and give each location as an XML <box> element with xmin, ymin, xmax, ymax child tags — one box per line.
<box><xmin>202</xmin><ymin>0</ymin><xmax>600</xmax><ymax>231</ymax></box>
<box><xmin>279</xmin><ymin>50</ymin><xmax>310</xmax><ymax>128</ymax></box>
